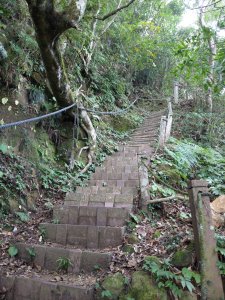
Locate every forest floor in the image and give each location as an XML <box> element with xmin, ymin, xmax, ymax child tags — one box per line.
<box><xmin>0</xmin><ymin>96</ymin><xmax>224</xmax><ymax>299</ymax></box>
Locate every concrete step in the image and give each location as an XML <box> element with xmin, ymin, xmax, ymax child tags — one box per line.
<box><xmin>0</xmin><ymin>275</ymin><xmax>94</xmax><ymax>300</ymax></box>
<box><xmin>91</xmin><ymin>170</ymin><xmax>139</xmax><ymax>181</ymax></box>
<box><xmin>130</xmin><ymin>137</ymin><xmax>156</xmax><ymax>142</ymax></box>
<box><xmin>15</xmin><ymin>242</ymin><xmax>111</xmax><ymax>273</ymax></box>
<box><xmin>53</xmin><ymin>206</ymin><xmax>129</xmax><ymax>227</ymax></box>
<box><xmin>75</xmin><ymin>186</ymin><xmax>136</xmax><ymax>195</ymax></box>
<box><xmin>40</xmin><ymin>223</ymin><xmax>125</xmax><ymax>249</ymax></box>
<box><xmin>65</xmin><ymin>191</ymin><xmax>134</xmax><ymax>208</ymax></box>
<box><xmin>130</xmin><ymin>136</ymin><xmax>157</xmax><ymax>141</ymax></box>
<box><xmin>128</xmin><ymin>141</ymin><xmax>151</xmax><ymax>145</ymax></box>
<box><xmin>75</xmin><ymin>185</ymin><xmax>136</xmax><ymax>195</ymax></box>
<box><xmin>86</xmin><ymin>179</ymin><xmax>139</xmax><ymax>189</ymax></box>
<box><xmin>132</xmin><ymin>128</ymin><xmax>158</xmax><ymax>133</ymax></box>
<box><xmin>130</xmin><ymin>131</ymin><xmax>157</xmax><ymax>137</ymax></box>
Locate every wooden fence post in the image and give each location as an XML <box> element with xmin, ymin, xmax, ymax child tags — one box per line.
<box><xmin>159</xmin><ymin>116</ymin><xmax>167</xmax><ymax>148</ymax></box>
<box><xmin>138</xmin><ymin>156</ymin><xmax>150</xmax><ymax>210</ymax></box>
<box><xmin>174</xmin><ymin>81</ymin><xmax>179</xmax><ymax>104</ymax></box>
<box><xmin>188</xmin><ymin>180</ymin><xmax>224</xmax><ymax>300</ymax></box>
<box><xmin>165</xmin><ymin>101</ymin><xmax>173</xmax><ymax>142</ymax></box>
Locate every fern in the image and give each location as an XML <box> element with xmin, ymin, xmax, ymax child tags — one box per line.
<box><xmin>153</xmin><ymin>138</ymin><xmax>225</xmax><ymax>196</ymax></box>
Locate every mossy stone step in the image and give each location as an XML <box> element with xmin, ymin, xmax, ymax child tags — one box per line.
<box><xmin>53</xmin><ymin>206</ymin><xmax>129</xmax><ymax>227</ymax></box>
<box><xmin>15</xmin><ymin>242</ymin><xmax>111</xmax><ymax>273</ymax></box>
<box><xmin>64</xmin><ymin>192</ymin><xmax>134</xmax><ymax>208</ymax></box>
<box><xmin>40</xmin><ymin>223</ymin><xmax>125</xmax><ymax>249</ymax></box>
<box><xmin>0</xmin><ymin>276</ymin><xmax>93</xmax><ymax>300</ymax></box>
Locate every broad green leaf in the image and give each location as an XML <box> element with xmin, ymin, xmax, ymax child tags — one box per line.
<box><xmin>15</xmin><ymin>211</ymin><xmax>30</xmax><ymax>222</ymax></box>
<box><xmin>0</xmin><ymin>144</ymin><xmax>8</xmax><ymax>154</ymax></box>
<box><xmin>1</xmin><ymin>97</ymin><xmax>8</xmax><ymax>105</ymax></box>
<box><xmin>130</xmin><ymin>213</ymin><xmax>140</xmax><ymax>224</ymax></box>
<box><xmin>8</xmin><ymin>245</ymin><xmax>18</xmax><ymax>257</ymax></box>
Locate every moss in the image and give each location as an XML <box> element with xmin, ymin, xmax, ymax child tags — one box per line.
<box><xmin>158</xmin><ymin>165</ymin><xmax>182</xmax><ymax>186</ymax></box>
<box><xmin>102</xmin><ymin>272</ymin><xmax>125</xmax><ymax>299</ymax></box>
<box><xmin>28</xmin><ymin>129</ymin><xmax>56</xmax><ymax>163</ymax></box>
<box><xmin>110</xmin><ymin>115</ymin><xmax>138</xmax><ymax>133</ymax></box>
<box><xmin>180</xmin><ymin>291</ymin><xmax>198</xmax><ymax>300</ymax></box>
<box><xmin>127</xmin><ymin>233</ymin><xmax>139</xmax><ymax>244</ymax></box>
<box><xmin>144</xmin><ymin>256</ymin><xmax>161</xmax><ymax>266</ymax></box>
<box><xmin>119</xmin><ymin>271</ymin><xmax>167</xmax><ymax>300</ymax></box>
<box><xmin>122</xmin><ymin>244</ymin><xmax>135</xmax><ymax>254</ymax></box>
<box><xmin>171</xmin><ymin>244</ymin><xmax>194</xmax><ymax>268</ymax></box>
<box><xmin>153</xmin><ymin>230</ymin><xmax>161</xmax><ymax>238</ymax></box>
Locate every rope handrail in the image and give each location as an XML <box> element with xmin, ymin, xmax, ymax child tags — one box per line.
<box><xmin>0</xmin><ymin>98</ymin><xmax>140</xmax><ymax>130</ymax></box>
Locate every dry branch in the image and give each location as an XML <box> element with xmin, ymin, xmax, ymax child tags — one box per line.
<box><xmin>147</xmin><ymin>195</ymin><xmax>188</xmax><ymax>204</ymax></box>
<box><xmin>96</xmin><ymin>0</ymin><xmax>136</xmax><ymax>21</ymax></box>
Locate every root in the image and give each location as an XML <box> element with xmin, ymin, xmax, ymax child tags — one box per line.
<box><xmin>78</xmin><ymin>102</ymin><xmax>97</xmax><ymax>174</ymax></box>
<box><xmin>78</xmin><ymin>146</ymin><xmax>89</xmax><ymax>158</ymax></box>
<box><xmin>80</xmin><ymin>150</ymin><xmax>93</xmax><ymax>174</ymax></box>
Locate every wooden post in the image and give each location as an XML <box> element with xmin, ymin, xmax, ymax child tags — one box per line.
<box><xmin>165</xmin><ymin>101</ymin><xmax>173</xmax><ymax>142</ymax></box>
<box><xmin>174</xmin><ymin>81</ymin><xmax>179</xmax><ymax>104</ymax></box>
<box><xmin>188</xmin><ymin>180</ymin><xmax>224</xmax><ymax>300</ymax></box>
<box><xmin>159</xmin><ymin>116</ymin><xmax>167</xmax><ymax>148</ymax></box>
<box><xmin>138</xmin><ymin>156</ymin><xmax>150</xmax><ymax>210</ymax></box>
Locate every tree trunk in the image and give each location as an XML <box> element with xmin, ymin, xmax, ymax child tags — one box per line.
<box><xmin>25</xmin><ymin>0</ymin><xmax>96</xmax><ymax>172</ymax></box>
<box><xmin>199</xmin><ymin>6</ymin><xmax>216</xmax><ymax>113</ymax></box>
<box><xmin>26</xmin><ymin>0</ymin><xmax>81</xmax><ymax>107</ymax></box>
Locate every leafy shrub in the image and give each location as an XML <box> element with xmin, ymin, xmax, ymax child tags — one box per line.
<box><xmin>151</xmin><ymin>138</ymin><xmax>225</xmax><ymax>196</ymax></box>
<box><xmin>143</xmin><ymin>258</ymin><xmax>200</xmax><ymax>297</ymax></box>
<box><xmin>57</xmin><ymin>256</ymin><xmax>72</xmax><ymax>272</ymax></box>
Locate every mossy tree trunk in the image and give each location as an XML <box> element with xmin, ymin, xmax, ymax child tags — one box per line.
<box><xmin>25</xmin><ymin>0</ymin><xmax>97</xmax><ymax>171</ymax></box>
<box><xmin>25</xmin><ymin>0</ymin><xmax>86</xmax><ymax>107</ymax></box>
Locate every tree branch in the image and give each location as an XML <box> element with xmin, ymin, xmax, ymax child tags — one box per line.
<box><xmin>96</xmin><ymin>0</ymin><xmax>136</xmax><ymax>21</ymax></box>
<box><xmin>184</xmin><ymin>0</ymin><xmax>223</xmax><ymax>10</ymax></box>
<box><xmin>147</xmin><ymin>195</ymin><xmax>188</xmax><ymax>204</ymax></box>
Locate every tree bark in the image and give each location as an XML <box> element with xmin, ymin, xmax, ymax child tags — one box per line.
<box><xmin>25</xmin><ymin>0</ymin><xmax>84</xmax><ymax>107</ymax></box>
<box><xmin>199</xmin><ymin>6</ymin><xmax>217</xmax><ymax>112</ymax></box>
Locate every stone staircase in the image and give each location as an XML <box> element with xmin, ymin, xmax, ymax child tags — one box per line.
<box><xmin>0</xmin><ymin>110</ymin><xmax>163</xmax><ymax>300</ymax></box>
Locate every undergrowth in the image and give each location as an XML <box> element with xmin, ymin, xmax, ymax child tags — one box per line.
<box><xmin>143</xmin><ymin>257</ymin><xmax>200</xmax><ymax>298</ymax></box>
<box><xmin>150</xmin><ymin>137</ymin><xmax>225</xmax><ymax>197</ymax></box>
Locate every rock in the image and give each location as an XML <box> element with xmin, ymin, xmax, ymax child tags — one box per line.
<box><xmin>127</xmin><ymin>233</ymin><xmax>139</xmax><ymax>244</ymax></box>
<box><xmin>122</xmin><ymin>244</ymin><xmax>135</xmax><ymax>254</ymax></box>
<box><xmin>210</xmin><ymin>195</ymin><xmax>225</xmax><ymax>227</ymax></box>
<box><xmin>119</xmin><ymin>271</ymin><xmax>167</xmax><ymax>300</ymax></box>
<box><xmin>180</xmin><ymin>291</ymin><xmax>198</xmax><ymax>300</ymax></box>
<box><xmin>102</xmin><ymin>272</ymin><xmax>125</xmax><ymax>299</ymax></box>
<box><xmin>171</xmin><ymin>243</ymin><xmax>194</xmax><ymax>268</ymax></box>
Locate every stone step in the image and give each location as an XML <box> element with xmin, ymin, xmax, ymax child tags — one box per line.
<box><xmin>91</xmin><ymin>170</ymin><xmax>139</xmax><ymax>181</ymax></box>
<box><xmin>53</xmin><ymin>206</ymin><xmax>129</xmax><ymax>227</ymax></box>
<box><xmin>128</xmin><ymin>141</ymin><xmax>151</xmax><ymax>145</ymax></box>
<box><xmin>94</xmin><ymin>165</ymin><xmax>138</xmax><ymax>175</ymax></box>
<box><xmin>130</xmin><ymin>137</ymin><xmax>156</xmax><ymax>142</ymax></box>
<box><xmin>130</xmin><ymin>131</ymin><xmax>157</xmax><ymax>137</ymax></box>
<box><xmin>41</xmin><ymin>223</ymin><xmax>125</xmax><ymax>249</ymax></box>
<box><xmin>130</xmin><ymin>136</ymin><xmax>157</xmax><ymax>141</ymax></box>
<box><xmin>65</xmin><ymin>191</ymin><xmax>134</xmax><ymax>208</ymax></box>
<box><xmin>15</xmin><ymin>242</ymin><xmax>111</xmax><ymax>273</ymax></box>
<box><xmin>105</xmin><ymin>156</ymin><xmax>138</xmax><ymax>164</ymax></box>
<box><xmin>0</xmin><ymin>275</ymin><xmax>94</xmax><ymax>300</ymax></box>
<box><xmin>133</xmin><ymin>126</ymin><xmax>159</xmax><ymax>132</ymax></box>
<box><xmin>87</xmin><ymin>179</ymin><xmax>139</xmax><ymax>189</ymax></box>
<box><xmin>75</xmin><ymin>186</ymin><xmax>136</xmax><ymax>195</ymax></box>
